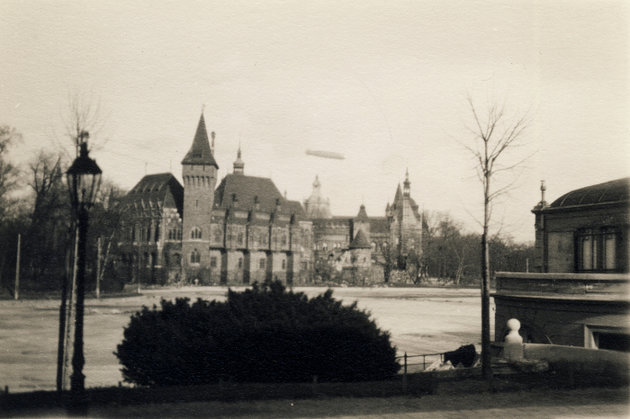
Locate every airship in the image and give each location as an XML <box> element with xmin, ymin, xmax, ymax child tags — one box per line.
<box><xmin>305</xmin><ymin>149</ymin><xmax>345</xmax><ymax>160</ymax></box>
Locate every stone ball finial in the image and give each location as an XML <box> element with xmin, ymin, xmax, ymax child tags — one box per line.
<box><xmin>504</xmin><ymin>318</ymin><xmax>524</xmax><ymax>360</ymax></box>
<box><xmin>507</xmin><ymin>318</ymin><xmax>521</xmax><ymax>334</ymax></box>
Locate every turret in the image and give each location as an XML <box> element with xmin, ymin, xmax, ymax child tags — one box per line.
<box><xmin>233</xmin><ymin>144</ymin><xmax>244</xmax><ymax>175</ymax></box>
<box><xmin>181</xmin><ymin>112</ymin><xmax>218</xmax><ymax>277</ymax></box>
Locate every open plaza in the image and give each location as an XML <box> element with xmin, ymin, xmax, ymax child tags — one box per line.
<box><xmin>0</xmin><ymin>286</ymin><xmax>484</xmax><ymax>393</ymax></box>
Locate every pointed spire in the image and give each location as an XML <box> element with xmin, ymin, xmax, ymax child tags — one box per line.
<box><xmin>182</xmin><ymin>112</ymin><xmax>219</xmax><ymax>168</ymax></box>
<box><xmin>356</xmin><ymin>204</ymin><xmax>369</xmax><ymax>221</ymax></box>
<box><xmin>211</xmin><ymin>131</ymin><xmax>215</xmax><ymax>153</ymax></box>
<box><xmin>394</xmin><ymin>183</ymin><xmax>403</xmax><ymax>203</ymax></box>
<box><xmin>313</xmin><ymin>175</ymin><xmax>320</xmax><ymax>189</ymax></box>
<box><xmin>233</xmin><ymin>143</ymin><xmax>245</xmax><ymax>174</ymax></box>
<box><xmin>403</xmin><ymin>168</ymin><xmax>410</xmax><ymax>197</ymax></box>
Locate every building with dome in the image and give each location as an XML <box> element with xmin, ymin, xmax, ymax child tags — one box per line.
<box><xmin>493</xmin><ymin>178</ymin><xmax>630</xmax><ymax>351</ymax></box>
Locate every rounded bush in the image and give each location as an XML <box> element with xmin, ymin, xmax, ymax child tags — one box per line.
<box><xmin>116</xmin><ymin>281</ymin><xmax>399</xmax><ymax>386</ymax></box>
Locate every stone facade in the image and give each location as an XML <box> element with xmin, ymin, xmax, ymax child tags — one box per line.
<box><xmin>493</xmin><ymin>178</ymin><xmax>630</xmax><ymax>351</ymax></box>
<box><xmin>118</xmin><ymin>173</ymin><xmax>184</xmax><ymax>284</ymax></box>
<box><xmin>308</xmin><ymin>170</ymin><xmax>423</xmax><ymax>283</ymax></box>
<box><xmin>120</xmin><ymin>114</ymin><xmax>312</xmax><ymax>286</ymax></box>
<box><xmin>118</xmin><ymin>113</ymin><xmax>424</xmax><ymax>286</ymax></box>
<box><xmin>532</xmin><ymin>178</ymin><xmax>629</xmax><ymax>273</ymax></box>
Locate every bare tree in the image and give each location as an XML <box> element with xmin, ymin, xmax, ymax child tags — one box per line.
<box><xmin>24</xmin><ymin>150</ymin><xmax>71</xmax><ymax>285</ymax></box>
<box><xmin>0</xmin><ymin>126</ymin><xmax>22</xmax><ymax>220</ymax></box>
<box><xmin>59</xmin><ymin>93</ymin><xmax>108</xmax><ymax>158</ymax></box>
<box><xmin>462</xmin><ymin>96</ymin><xmax>529</xmax><ymax>380</ymax></box>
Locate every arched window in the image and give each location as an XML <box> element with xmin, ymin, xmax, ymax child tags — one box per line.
<box><xmin>190</xmin><ymin>249</ymin><xmax>200</xmax><ymax>264</ymax></box>
<box><xmin>259</xmin><ymin>259</ymin><xmax>266</xmax><ymax>269</ymax></box>
<box><xmin>191</xmin><ymin>227</ymin><xmax>202</xmax><ymax>240</ymax></box>
<box><xmin>281</xmin><ymin>259</ymin><xmax>286</xmax><ymax>270</ymax></box>
<box><xmin>237</xmin><ymin>257</ymin><xmax>243</xmax><ymax>269</ymax></box>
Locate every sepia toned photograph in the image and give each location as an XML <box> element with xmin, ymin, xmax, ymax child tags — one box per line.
<box><xmin>0</xmin><ymin>1</ymin><xmax>628</xmax><ymax>417</ymax></box>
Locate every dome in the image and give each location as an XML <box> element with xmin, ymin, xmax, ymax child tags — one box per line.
<box><xmin>549</xmin><ymin>177</ymin><xmax>629</xmax><ymax>209</ymax></box>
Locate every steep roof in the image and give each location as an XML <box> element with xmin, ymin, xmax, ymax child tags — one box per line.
<box><xmin>349</xmin><ymin>229</ymin><xmax>371</xmax><ymax>249</ymax></box>
<box><xmin>214</xmin><ymin>173</ymin><xmax>304</xmax><ymax>218</ymax></box>
<box><xmin>181</xmin><ymin>113</ymin><xmax>219</xmax><ymax>167</ymax></box>
<box><xmin>285</xmin><ymin>200</ymin><xmax>307</xmax><ymax>220</ymax></box>
<box><xmin>124</xmin><ymin>173</ymin><xmax>183</xmax><ymax>216</ymax></box>
<box><xmin>548</xmin><ymin>177</ymin><xmax>630</xmax><ymax>210</ymax></box>
<box><xmin>355</xmin><ymin>204</ymin><xmax>369</xmax><ymax>221</ymax></box>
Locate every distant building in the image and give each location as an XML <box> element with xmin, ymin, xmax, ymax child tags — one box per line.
<box><xmin>119</xmin><ymin>113</ymin><xmax>312</xmax><ymax>285</ymax></box>
<box><xmin>117</xmin><ymin>173</ymin><xmax>184</xmax><ymax>284</ymax></box>
<box><xmin>307</xmin><ymin>170</ymin><xmax>423</xmax><ymax>284</ymax></box>
<box><xmin>304</xmin><ymin>176</ymin><xmax>332</xmax><ymax>219</ymax></box>
<box><xmin>118</xmin><ymin>112</ymin><xmax>424</xmax><ymax>286</ymax></box>
<box><xmin>494</xmin><ymin>178</ymin><xmax>630</xmax><ymax>351</ymax></box>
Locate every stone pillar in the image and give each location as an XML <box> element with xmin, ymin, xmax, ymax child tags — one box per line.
<box><xmin>504</xmin><ymin>318</ymin><xmax>524</xmax><ymax>361</ymax></box>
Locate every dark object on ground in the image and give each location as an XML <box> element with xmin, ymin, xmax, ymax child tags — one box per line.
<box><xmin>444</xmin><ymin>344</ymin><xmax>476</xmax><ymax>368</ymax></box>
<box><xmin>115</xmin><ymin>280</ymin><xmax>399</xmax><ymax>386</ymax></box>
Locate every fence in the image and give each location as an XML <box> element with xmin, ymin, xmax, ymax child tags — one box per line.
<box><xmin>397</xmin><ymin>352</ymin><xmax>444</xmax><ymax>374</ymax></box>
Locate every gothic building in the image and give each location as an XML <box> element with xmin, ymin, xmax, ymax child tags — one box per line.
<box><xmin>306</xmin><ymin>170</ymin><xmax>423</xmax><ymax>283</ymax></box>
<box><xmin>118</xmin><ymin>112</ymin><xmax>423</xmax><ymax>286</ymax></box>
<box><xmin>119</xmin><ymin>113</ymin><xmax>313</xmax><ymax>285</ymax></box>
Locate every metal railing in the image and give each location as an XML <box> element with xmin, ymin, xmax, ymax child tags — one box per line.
<box><xmin>396</xmin><ymin>352</ymin><xmax>444</xmax><ymax>374</ymax></box>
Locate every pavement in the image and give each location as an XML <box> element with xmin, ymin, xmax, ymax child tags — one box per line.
<box><xmin>5</xmin><ymin>386</ymin><xmax>629</xmax><ymax>418</ymax></box>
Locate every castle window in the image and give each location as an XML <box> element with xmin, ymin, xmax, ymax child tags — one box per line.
<box><xmin>237</xmin><ymin>257</ymin><xmax>243</xmax><ymax>269</ymax></box>
<box><xmin>237</xmin><ymin>232</ymin><xmax>244</xmax><ymax>245</ymax></box>
<box><xmin>210</xmin><ymin>256</ymin><xmax>217</xmax><ymax>268</ymax></box>
<box><xmin>213</xmin><ymin>227</ymin><xmax>223</xmax><ymax>243</ymax></box>
<box><xmin>190</xmin><ymin>249</ymin><xmax>200</xmax><ymax>264</ymax></box>
<box><xmin>191</xmin><ymin>227</ymin><xmax>202</xmax><ymax>240</ymax></box>
<box><xmin>281</xmin><ymin>234</ymin><xmax>287</xmax><ymax>246</ymax></box>
<box><xmin>259</xmin><ymin>259</ymin><xmax>266</xmax><ymax>269</ymax></box>
<box><xmin>282</xmin><ymin>259</ymin><xmax>286</xmax><ymax>270</ymax></box>
<box><xmin>177</xmin><ymin>229</ymin><xmax>182</xmax><ymax>240</ymax></box>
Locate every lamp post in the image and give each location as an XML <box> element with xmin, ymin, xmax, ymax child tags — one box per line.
<box><xmin>66</xmin><ymin>134</ymin><xmax>102</xmax><ymax>413</ymax></box>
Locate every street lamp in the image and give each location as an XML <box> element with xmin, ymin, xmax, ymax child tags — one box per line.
<box><xmin>66</xmin><ymin>134</ymin><xmax>102</xmax><ymax>413</ymax></box>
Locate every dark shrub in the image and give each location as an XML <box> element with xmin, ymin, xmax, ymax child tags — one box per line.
<box><xmin>116</xmin><ymin>280</ymin><xmax>399</xmax><ymax>386</ymax></box>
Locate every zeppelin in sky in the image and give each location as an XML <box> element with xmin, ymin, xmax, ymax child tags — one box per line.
<box><xmin>305</xmin><ymin>149</ymin><xmax>345</xmax><ymax>160</ymax></box>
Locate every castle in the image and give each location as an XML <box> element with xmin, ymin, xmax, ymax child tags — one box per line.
<box><xmin>117</xmin><ymin>113</ymin><xmax>423</xmax><ymax>286</ymax></box>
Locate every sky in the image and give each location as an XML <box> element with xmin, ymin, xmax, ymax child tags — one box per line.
<box><xmin>1</xmin><ymin>0</ymin><xmax>628</xmax><ymax>243</ymax></box>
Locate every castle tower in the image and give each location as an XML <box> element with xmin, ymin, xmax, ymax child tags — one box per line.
<box><xmin>352</xmin><ymin>204</ymin><xmax>371</xmax><ymax>240</ymax></box>
<box><xmin>233</xmin><ymin>145</ymin><xmax>244</xmax><ymax>174</ymax></box>
<box><xmin>388</xmin><ymin>170</ymin><xmax>422</xmax><ymax>269</ymax></box>
<box><xmin>181</xmin><ymin>112</ymin><xmax>219</xmax><ymax>279</ymax></box>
